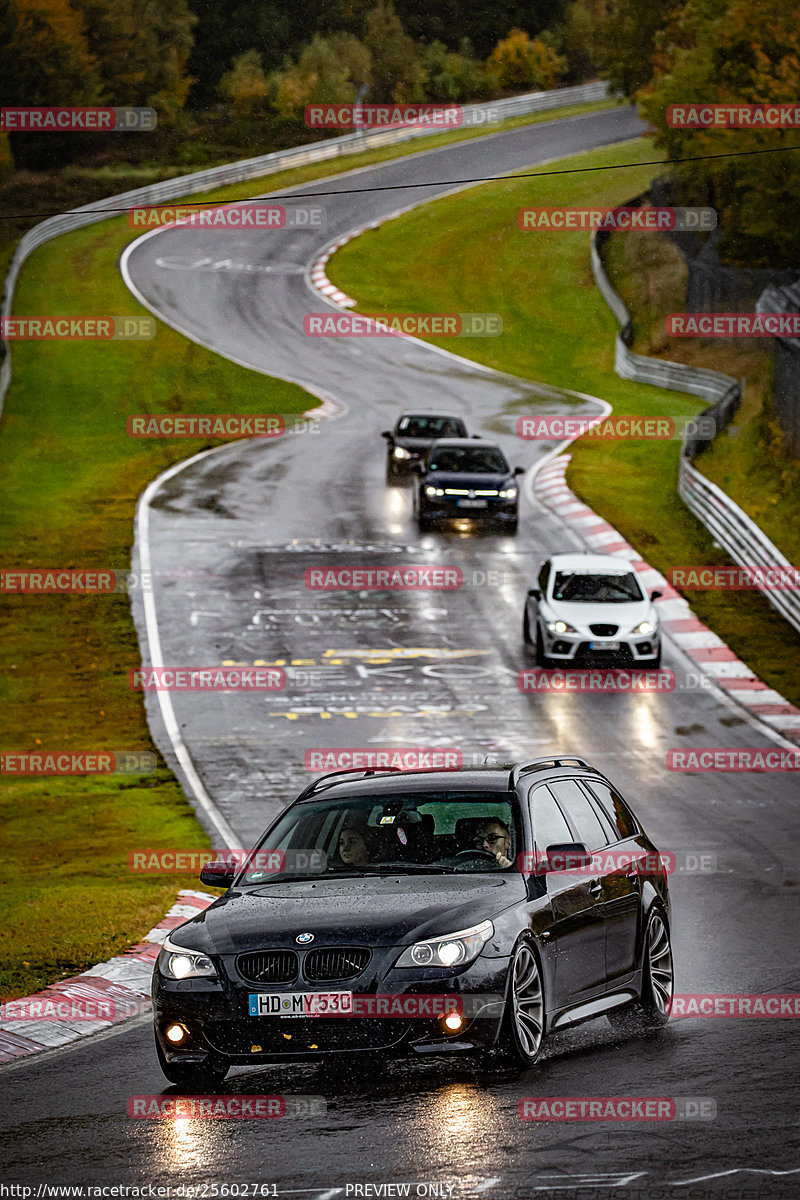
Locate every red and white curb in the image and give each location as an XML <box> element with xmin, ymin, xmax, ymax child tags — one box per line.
<box><xmin>0</xmin><ymin>889</ymin><xmax>215</xmax><ymax>1064</ymax></box>
<box><xmin>309</xmin><ymin>233</ymin><xmax>365</xmax><ymax>308</ymax></box>
<box><xmin>535</xmin><ymin>455</ymin><xmax>800</xmax><ymax>744</ymax></box>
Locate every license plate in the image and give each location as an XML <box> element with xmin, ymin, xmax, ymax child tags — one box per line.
<box><xmin>589</xmin><ymin>641</ymin><xmax>621</xmax><ymax>651</ymax></box>
<box><xmin>248</xmin><ymin>991</ymin><xmax>353</xmax><ymax>1017</ymax></box>
<box><xmin>457</xmin><ymin>499</ymin><xmax>487</xmax><ymax>508</ymax></box>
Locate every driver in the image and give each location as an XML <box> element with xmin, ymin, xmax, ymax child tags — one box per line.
<box><xmin>479</xmin><ymin>820</ymin><xmax>513</xmax><ymax>868</ymax></box>
<box><xmin>336</xmin><ymin>816</ymin><xmax>375</xmax><ymax>867</ymax></box>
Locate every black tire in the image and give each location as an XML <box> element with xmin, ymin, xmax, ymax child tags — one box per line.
<box><xmin>652</xmin><ymin>649</ymin><xmax>662</xmax><ymax>668</ymax></box>
<box><xmin>523</xmin><ymin>608</ymin><xmax>533</xmax><ymax>646</ymax></box>
<box><xmin>491</xmin><ymin>941</ymin><xmax>546</xmax><ymax>1068</ymax></box>
<box><xmin>607</xmin><ymin>907</ymin><xmax>673</xmax><ymax>1035</ymax></box>
<box><xmin>417</xmin><ymin>513</ymin><xmax>434</xmax><ymax>532</ymax></box>
<box><xmin>535</xmin><ymin>626</ymin><xmax>552</xmax><ymax>668</ymax></box>
<box><xmin>155</xmin><ymin>1033</ymin><xmax>228</xmax><ymax>1090</ymax></box>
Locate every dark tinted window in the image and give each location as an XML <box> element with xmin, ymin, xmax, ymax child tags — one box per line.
<box><xmin>584</xmin><ymin>780</ymin><xmax>638</xmax><ymax>839</ymax></box>
<box><xmin>537</xmin><ymin>561</ymin><xmax>550</xmax><ymax>593</ymax></box>
<box><xmin>428</xmin><ymin>447</ymin><xmax>508</xmax><ymax>474</ymax></box>
<box><xmin>529</xmin><ymin>784</ymin><xmax>573</xmax><ymax>850</ymax></box>
<box><xmin>548</xmin><ymin>779</ymin><xmax>611</xmax><ymax>850</ymax></box>
<box><xmin>397</xmin><ymin>416</ymin><xmax>467</xmax><ymax>438</ymax></box>
<box><xmin>552</xmin><ymin>571</ymin><xmax>644</xmax><ymax>603</ymax></box>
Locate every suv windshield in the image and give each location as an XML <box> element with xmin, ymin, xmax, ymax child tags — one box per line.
<box><xmin>428</xmin><ymin>448</ymin><xmax>508</xmax><ymax>474</ymax></box>
<box><xmin>239</xmin><ymin>791</ymin><xmax>520</xmax><ymax>883</ymax></box>
<box><xmin>552</xmin><ymin>571</ymin><xmax>644</xmax><ymax>603</ymax></box>
<box><xmin>397</xmin><ymin>416</ymin><xmax>466</xmax><ymax>438</ymax></box>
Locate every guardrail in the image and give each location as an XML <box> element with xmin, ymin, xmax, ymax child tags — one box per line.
<box><xmin>591</xmin><ymin>206</ymin><xmax>800</xmax><ymax>636</ymax></box>
<box><xmin>0</xmin><ymin>80</ymin><xmax>610</xmax><ymax>413</ymax></box>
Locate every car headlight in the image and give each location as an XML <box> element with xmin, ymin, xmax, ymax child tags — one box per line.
<box><xmin>498</xmin><ymin>486</ymin><xmax>518</xmax><ymax>500</ymax></box>
<box><xmin>547</xmin><ymin>620</ymin><xmax>577</xmax><ymax>634</ymax></box>
<box><xmin>158</xmin><ymin>934</ymin><xmax>217</xmax><ymax>980</ymax></box>
<box><xmin>632</xmin><ymin>621</ymin><xmax>656</xmax><ymax>635</ymax></box>
<box><xmin>393</xmin><ymin>446</ymin><xmax>411</xmax><ymax>459</ymax></box>
<box><xmin>394</xmin><ymin>920</ymin><xmax>494</xmax><ymax>969</ymax></box>
<box><xmin>424</xmin><ymin>485</ymin><xmax>444</xmax><ymax>497</ymax></box>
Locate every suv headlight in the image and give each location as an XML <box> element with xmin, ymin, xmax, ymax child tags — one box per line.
<box><xmin>547</xmin><ymin>619</ymin><xmax>577</xmax><ymax>634</ymax></box>
<box><xmin>498</xmin><ymin>486</ymin><xmax>518</xmax><ymax>499</ymax></box>
<box><xmin>158</xmin><ymin>934</ymin><xmax>217</xmax><ymax>980</ymax></box>
<box><xmin>425</xmin><ymin>485</ymin><xmax>444</xmax><ymax>497</ymax></box>
<box><xmin>632</xmin><ymin>620</ymin><xmax>656</xmax><ymax>635</ymax></box>
<box><xmin>394</xmin><ymin>920</ymin><xmax>494</xmax><ymax>969</ymax></box>
<box><xmin>393</xmin><ymin>446</ymin><xmax>411</xmax><ymax>459</ymax></box>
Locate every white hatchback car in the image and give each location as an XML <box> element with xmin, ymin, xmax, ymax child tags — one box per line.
<box><xmin>523</xmin><ymin>552</ymin><xmax>662</xmax><ymax>667</ymax></box>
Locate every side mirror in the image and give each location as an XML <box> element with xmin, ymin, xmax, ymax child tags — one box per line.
<box><xmin>527</xmin><ymin>587</ymin><xmax>542</xmax><ymax>600</ymax></box>
<box><xmin>381</xmin><ymin>430</ymin><xmax>392</xmax><ymax>440</ymax></box>
<box><xmin>411</xmin><ymin>461</ymin><xmax>424</xmax><ymax>475</ymax></box>
<box><xmin>544</xmin><ymin>842</ymin><xmax>592</xmax><ymax>872</ymax></box>
<box><xmin>650</xmin><ymin>589</ymin><xmax>663</xmax><ymax>600</ymax></box>
<box><xmin>200</xmin><ymin>860</ymin><xmax>236</xmax><ymax>889</ymax></box>
<box><xmin>514</xmin><ymin>465</ymin><xmax>525</xmax><ymax>475</ymax></box>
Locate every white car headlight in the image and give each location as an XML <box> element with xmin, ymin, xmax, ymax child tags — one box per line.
<box><xmin>393</xmin><ymin>446</ymin><xmax>411</xmax><ymax>459</ymax></box>
<box><xmin>498</xmin><ymin>486</ymin><xmax>518</xmax><ymax>499</ymax></box>
<box><xmin>425</xmin><ymin>485</ymin><xmax>444</xmax><ymax>497</ymax></box>
<box><xmin>159</xmin><ymin>934</ymin><xmax>216</xmax><ymax>980</ymax></box>
<box><xmin>632</xmin><ymin>621</ymin><xmax>656</xmax><ymax>635</ymax></box>
<box><xmin>394</xmin><ymin>920</ymin><xmax>494</xmax><ymax>969</ymax></box>
<box><xmin>547</xmin><ymin>619</ymin><xmax>577</xmax><ymax>635</ymax></box>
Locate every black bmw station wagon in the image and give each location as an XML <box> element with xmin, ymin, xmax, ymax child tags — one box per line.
<box><xmin>152</xmin><ymin>758</ymin><xmax>673</xmax><ymax>1086</ymax></box>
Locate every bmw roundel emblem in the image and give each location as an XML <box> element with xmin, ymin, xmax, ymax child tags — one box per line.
<box><xmin>296</xmin><ymin>932</ymin><xmax>314</xmax><ymax>944</ymax></box>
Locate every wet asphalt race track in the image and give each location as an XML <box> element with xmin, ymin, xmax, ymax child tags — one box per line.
<box><xmin>3</xmin><ymin>107</ymin><xmax>800</xmax><ymax>1198</ymax></box>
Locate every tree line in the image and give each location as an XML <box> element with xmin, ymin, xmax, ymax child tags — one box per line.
<box><xmin>1</xmin><ymin>0</ymin><xmax>798</xmax><ymax>264</ymax></box>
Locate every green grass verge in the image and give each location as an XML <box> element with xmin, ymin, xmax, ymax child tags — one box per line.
<box><xmin>326</xmin><ymin>138</ymin><xmax>800</xmax><ymax>705</ymax></box>
<box><xmin>0</xmin><ymin>96</ymin><xmax>617</xmax><ymax>998</ymax></box>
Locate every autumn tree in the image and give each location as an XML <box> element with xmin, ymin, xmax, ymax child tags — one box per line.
<box><xmin>71</xmin><ymin>0</ymin><xmax>195</xmax><ymax>124</ymax></box>
<box><xmin>488</xmin><ymin>28</ymin><xmax>567</xmax><ymax>91</ymax></box>
<box><xmin>218</xmin><ymin>50</ymin><xmax>270</xmax><ymax>115</ymax></box>
<box><xmin>0</xmin><ymin>0</ymin><xmax>102</xmax><ymax>106</ymax></box>
<box><xmin>363</xmin><ymin>0</ymin><xmax>427</xmax><ymax>102</ymax></box>
<box><xmin>639</xmin><ymin>0</ymin><xmax>800</xmax><ymax>264</ymax></box>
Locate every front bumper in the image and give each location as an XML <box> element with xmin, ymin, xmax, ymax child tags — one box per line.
<box><xmin>419</xmin><ymin>498</ymin><xmax>518</xmax><ymax>523</ymax></box>
<box><xmin>153</xmin><ymin>952</ymin><xmax>509</xmax><ymax>1065</ymax></box>
<box><xmin>540</xmin><ymin>625</ymin><xmax>660</xmax><ymax>664</ymax></box>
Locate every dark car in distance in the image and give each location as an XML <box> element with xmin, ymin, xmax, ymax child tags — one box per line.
<box><xmin>413</xmin><ymin>438</ymin><xmax>524</xmax><ymax>532</ymax></box>
<box><xmin>152</xmin><ymin>758</ymin><xmax>673</xmax><ymax>1087</ymax></box>
<box><xmin>382</xmin><ymin>412</ymin><xmax>468</xmax><ymax>482</ymax></box>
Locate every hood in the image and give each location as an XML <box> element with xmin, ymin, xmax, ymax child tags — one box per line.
<box><xmin>421</xmin><ymin>471</ymin><xmax>512</xmax><ymax>491</ymax></box>
<box><xmin>169</xmin><ymin>873</ymin><xmax>526</xmax><ymax>955</ymax></box>
<box><xmin>394</xmin><ymin>436</ymin><xmax>437</xmax><ymax>453</ymax></box>
<box><xmin>548</xmin><ymin>597</ymin><xmax>654</xmax><ymax>630</ymax></box>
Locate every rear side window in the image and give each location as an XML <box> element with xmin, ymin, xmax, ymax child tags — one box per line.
<box><xmin>548</xmin><ymin>778</ymin><xmax>611</xmax><ymax>850</ymax></box>
<box><xmin>584</xmin><ymin>780</ymin><xmax>638</xmax><ymax>839</ymax></box>
<box><xmin>529</xmin><ymin>784</ymin><xmax>573</xmax><ymax>851</ymax></box>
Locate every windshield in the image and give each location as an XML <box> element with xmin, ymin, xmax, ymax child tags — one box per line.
<box><xmin>552</xmin><ymin>571</ymin><xmax>645</xmax><ymax>603</ymax></box>
<box><xmin>239</xmin><ymin>791</ymin><xmax>520</xmax><ymax>883</ymax></box>
<box><xmin>397</xmin><ymin>416</ymin><xmax>466</xmax><ymax>438</ymax></box>
<box><xmin>428</xmin><ymin>448</ymin><xmax>508</xmax><ymax>474</ymax></box>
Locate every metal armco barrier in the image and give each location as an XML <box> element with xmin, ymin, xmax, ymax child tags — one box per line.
<box><xmin>591</xmin><ymin>208</ymin><xmax>800</xmax><ymax>636</ymax></box>
<box><xmin>0</xmin><ymin>81</ymin><xmax>610</xmax><ymax>413</ymax></box>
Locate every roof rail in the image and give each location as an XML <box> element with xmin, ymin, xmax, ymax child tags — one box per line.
<box><xmin>295</xmin><ymin>766</ymin><xmax>403</xmax><ymax>802</ymax></box>
<box><xmin>510</xmin><ymin>757</ymin><xmax>599</xmax><ymax>787</ymax></box>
